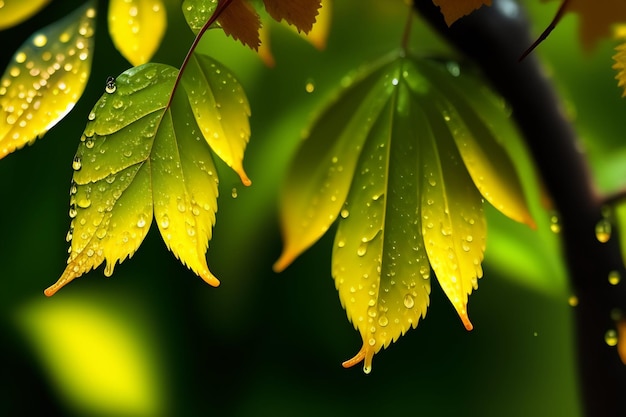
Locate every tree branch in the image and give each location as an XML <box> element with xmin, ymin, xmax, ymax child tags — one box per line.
<box><xmin>413</xmin><ymin>1</ymin><xmax>626</xmax><ymax>416</ymax></box>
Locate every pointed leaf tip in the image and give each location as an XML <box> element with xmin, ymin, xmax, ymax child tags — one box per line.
<box><xmin>342</xmin><ymin>344</ymin><xmax>373</xmax><ymax>374</ymax></box>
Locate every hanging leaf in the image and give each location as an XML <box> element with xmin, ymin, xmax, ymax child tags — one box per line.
<box><xmin>262</xmin><ymin>0</ymin><xmax>322</xmax><ymax>34</ymax></box>
<box><xmin>0</xmin><ymin>1</ymin><xmax>96</xmax><ymax>159</ymax></box>
<box><xmin>273</xmin><ymin>57</ymin><xmax>398</xmax><ymax>272</ymax></box>
<box><xmin>276</xmin><ymin>53</ymin><xmax>534</xmax><ymax>373</ymax></box>
<box><xmin>108</xmin><ymin>0</ymin><xmax>167</xmax><ymax>66</ymax></box>
<box><xmin>0</xmin><ymin>0</ymin><xmax>51</xmax><ymax>30</ymax></box>
<box><xmin>45</xmin><ymin>53</ymin><xmax>251</xmax><ymax>296</ymax></box>
<box><xmin>433</xmin><ymin>0</ymin><xmax>491</xmax><ymax>26</ymax></box>
<box><xmin>182</xmin><ymin>0</ymin><xmax>261</xmax><ymax>50</ymax></box>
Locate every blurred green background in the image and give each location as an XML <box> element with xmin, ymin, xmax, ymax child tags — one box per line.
<box><xmin>1</xmin><ymin>0</ymin><xmax>625</xmax><ymax>416</ymax></box>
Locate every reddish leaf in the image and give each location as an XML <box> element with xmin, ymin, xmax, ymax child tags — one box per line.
<box><xmin>219</xmin><ymin>0</ymin><xmax>261</xmax><ymax>50</ymax></box>
<box><xmin>432</xmin><ymin>0</ymin><xmax>492</xmax><ymax>26</ymax></box>
<box><xmin>262</xmin><ymin>0</ymin><xmax>321</xmax><ymax>33</ymax></box>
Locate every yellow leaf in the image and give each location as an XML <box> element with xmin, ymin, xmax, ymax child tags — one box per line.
<box><xmin>16</xmin><ymin>296</ymin><xmax>166</xmax><ymax>416</ymax></box>
<box><xmin>432</xmin><ymin>0</ymin><xmax>492</xmax><ymax>26</ymax></box>
<box><xmin>0</xmin><ymin>2</ymin><xmax>96</xmax><ymax>159</ymax></box>
<box><xmin>108</xmin><ymin>0</ymin><xmax>167</xmax><ymax>66</ymax></box>
<box><xmin>262</xmin><ymin>0</ymin><xmax>321</xmax><ymax>34</ymax></box>
<box><xmin>613</xmin><ymin>31</ymin><xmax>626</xmax><ymax>96</ymax></box>
<box><xmin>0</xmin><ymin>0</ymin><xmax>50</xmax><ymax>30</ymax></box>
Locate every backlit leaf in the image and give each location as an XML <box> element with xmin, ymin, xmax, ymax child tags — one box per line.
<box><xmin>108</xmin><ymin>0</ymin><xmax>167</xmax><ymax>66</ymax></box>
<box><xmin>433</xmin><ymin>0</ymin><xmax>491</xmax><ymax>26</ymax></box>
<box><xmin>262</xmin><ymin>0</ymin><xmax>322</xmax><ymax>34</ymax></box>
<box><xmin>0</xmin><ymin>0</ymin><xmax>51</xmax><ymax>30</ymax></box>
<box><xmin>273</xmin><ymin>57</ymin><xmax>398</xmax><ymax>272</ymax></box>
<box><xmin>277</xmin><ymin>53</ymin><xmax>534</xmax><ymax>372</ymax></box>
<box><xmin>0</xmin><ymin>1</ymin><xmax>96</xmax><ymax>159</ymax></box>
<box><xmin>181</xmin><ymin>50</ymin><xmax>251</xmax><ymax>185</ymax></box>
<box><xmin>45</xmin><ymin>54</ymin><xmax>251</xmax><ymax>295</ymax></box>
<box><xmin>613</xmin><ymin>40</ymin><xmax>626</xmax><ymax>97</ymax></box>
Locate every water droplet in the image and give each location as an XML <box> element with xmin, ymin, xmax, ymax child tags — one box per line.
<box><xmin>160</xmin><ymin>214</ymin><xmax>170</xmax><ymax>229</ymax></box>
<box><xmin>368</xmin><ymin>338</ymin><xmax>376</xmax><ymax>346</ymax></box>
<box><xmin>357</xmin><ymin>242</ymin><xmax>368</xmax><ymax>257</ymax></box>
<box><xmin>608</xmin><ymin>270</ymin><xmax>621</xmax><ymax>285</ymax></box>
<box><xmin>137</xmin><ymin>215</ymin><xmax>147</xmax><ymax>228</ymax></box>
<box><xmin>305</xmin><ymin>79</ymin><xmax>315</xmax><ymax>93</ymax></box>
<box><xmin>96</xmin><ymin>229</ymin><xmax>107</xmax><ymax>239</ymax></box>
<box><xmin>337</xmin><ymin>239</ymin><xmax>345</xmax><ymax>248</ymax></box>
<box><xmin>72</xmin><ymin>156</ymin><xmax>82</xmax><ymax>171</ymax></box>
<box><xmin>378</xmin><ymin>315</ymin><xmax>388</xmax><ymax>327</ymax></box>
<box><xmin>403</xmin><ymin>294</ymin><xmax>414</xmax><ymax>309</ymax></box>
<box><xmin>231</xmin><ymin>187</ymin><xmax>238</xmax><ymax>198</ymax></box>
<box><xmin>340</xmin><ymin>209</ymin><xmax>350</xmax><ymax>219</ymax></box>
<box><xmin>77</xmin><ymin>198</ymin><xmax>91</xmax><ymax>208</ymax></box>
<box><xmin>105</xmin><ymin>76</ymin><xmax>116</xmax><ymax>94</ymax></box>
<box><xmin>605</xmin><ymin>329</ymin><xmax>618</xmax><ymax>346</ymax></box>
<box><xmin>549</xmin><ymin>213</ymin><xmax>561</xmax><ymax>233</ymax></box>
<box><xmin>568</xmin><ymin>295</ymin><xmax>578</xmax><ymax>307</ymax></box>
<box><xmin>88</xmin><ymin>111</ymin><xmax>96</xmax><ymax>120</ymax></box>
<box><xmin>68</xmin><ymin>205</ymin><xmax>77</xmax><ymax>218</ymax></box>
<box><xmin>33</xmin><ymin>34</ymin><xmax>47</xmax><ymax>47</ymax></box>
<box><xmin>595</xmin><ymin>219</ymin><xmax>612</xmax><ymax>243</ymax></box>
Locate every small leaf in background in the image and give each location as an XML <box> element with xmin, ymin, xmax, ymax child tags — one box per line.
<box><xmin>433</xmin><ymin>0</ymin><xmax>492</xmax><ymax>26</ymax></box>
<box><xmin>557</xmin><ymin>0</ymin><xmax>626</xmax><ymax>50</ymax></box>
<box><xmin>16</xmin><ymin>296</ymin><xmax>166</xmax><ymax>416</ymax></box>
<box><xmin>277</xmin><ymin>53</ymin><xmax>534</xmax><ymax>372</ymax></box>
<box><xmin>108</xmin><ymin>0</ymin><xmax>167</xmax><ymax>66</ymax></box>
<box><xmin>0</xmin><ymin>1</ymin><xmax>96</xmax><ymax>159</ymax></box>
<box><xmin>46</xmin><ymin>55</ymin><xmax>251</xmax><ymax>295</ymax></box>
<box><xmin>263</xmin><ymin>0</ymin><xmax>322</xmax><ymax>34</ymax></box>
<box><xmin>0</xmin><ymin>0</ymin><xmax>51</xmax><ymax>30</ymax></box>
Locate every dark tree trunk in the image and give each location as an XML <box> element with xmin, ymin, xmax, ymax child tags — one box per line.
<box><xmin>413</xmin><ymin>1</ymin><xmax>626</xmax><ymax>416</ymax></box>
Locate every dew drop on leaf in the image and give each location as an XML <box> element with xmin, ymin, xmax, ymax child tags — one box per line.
<box><xmin>549</xmin><ymin>213</ymin><xmax>561</xmax><ymax>233</ymax></box>
<box><xmin>403</xmin><ymin>294</ymin><xmax>415</xmax><ymax>309</ymax></box>
<box><xmin>568</xmin><ymin>295</ymin><xmax>579</xmax><ymax>307</ymax></box>
<box><xmin>72</xmin><ymin>155</ymin><xmax>82</xmax><ymax>171</ymax></box>
<box><xmin>105</xmin><ymin>76</ymin><xmax>116</xmax><ymax>94</ymax></box>
<box><xmin>595</xmin><ymin>218</ymin><xmax>612</xmax><ymax>243</ymax></box>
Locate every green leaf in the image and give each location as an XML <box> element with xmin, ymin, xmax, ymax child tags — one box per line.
<box><xmin>181</xmin><ymin>53</ymin><xmax>251</xmax><ymax>185</ymax></box>
<box><xmin>46</xmin><ymin>54</ymin><xmax>251</xmax><ymax>295</ymax></box>
<box><xmin>0</xmin><ymin>0</ymin><xmax>51</xmax><ymax>30</ymax></box>
<box><xmin>0</xmin><ymin>1</ymin><xmax>96</xmax><ymax>159</ymax></box>
<box><xmin>108</xmin><ymin>0</ymin><xmax>167</xmax><ymax>66</ymax></box>
<box><xmin>274</xmin><ymin>55</ymin><xmax>399</xmax><ymax>271</ymax></box>
<box><xmin>182</xmin><ymin>0</ymin><xmax>218</xmax><ymax>35</ymax></box>
<box><xmin>182</xmin><ymin>0</ymin><xmax>261</xmax><ymax>50</ymax></box>
<box><xmin>277</xmin><ymin>53</ymin><xmax>534</xmax><ymax>373</ymax></box>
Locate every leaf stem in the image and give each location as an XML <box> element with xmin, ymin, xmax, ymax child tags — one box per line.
<box><xmin>166</xmin><ymin>0</ymin><xmax>235</xmax><ymax>109</ymax></box>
